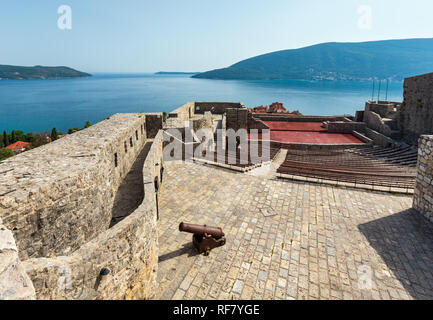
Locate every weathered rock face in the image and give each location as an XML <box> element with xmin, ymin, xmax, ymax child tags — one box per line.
<box><xmin>413</xmin><ymin>135</ymin><xmax>433</xmax><ymax>222</ymax></box>
<box><xmin>400</xmin><ymin>73</ymin><xmax>433</xmax><ymax>145</ymax></box>
<box><xmin>0</xmin><ymin>224</ymin><xmax>35</xmax><ymax>300</ymax></box>
<box><xmin>0</xmin><ymin>114</ymin><xmax>148</xmax><ymax>260</ymax></box>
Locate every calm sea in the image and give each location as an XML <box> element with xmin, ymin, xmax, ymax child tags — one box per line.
<box><xmin>0</xmin><ymin>73</ymin><xmax>403</xmax><ymax>133</ymax></box>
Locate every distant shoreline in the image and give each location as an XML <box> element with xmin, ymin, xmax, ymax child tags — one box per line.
<box><xmin>155</xmin><ymin>71</ymin><xmax>199</xmax><ymax>75</ymax></box>
<box><xmin>0</xmin><ymin>65</ymin><xmax>91</xmax><ymax>80</ymax></box>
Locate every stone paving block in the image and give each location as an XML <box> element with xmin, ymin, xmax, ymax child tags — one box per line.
<box><xmin>153</xmin><ymin>161</ymin><xmax>433</xmax><ymax>301</ymax></box>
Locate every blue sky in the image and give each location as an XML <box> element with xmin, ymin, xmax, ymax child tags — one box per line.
<box><xmin>1</xmin><ymin>0</ymin><xmax>433</xmax><ymax>73</ymax></box>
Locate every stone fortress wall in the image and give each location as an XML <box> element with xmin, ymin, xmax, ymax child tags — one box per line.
<box><xmin>413</xmin><ymin>135</ymin><xmax>433</xmax><ymax>223</ymax></box>
<box><xmin>340</xmin><ymin>73</ymin><xmax>433</xmax><ymax>147</ymax></box>
<box><xmin>0</xmin><ymin>113</ymin><xmax>163</xmax><ymax>299</ymax></box>
<box><xmin>194</xmin><ymin>102</ymin><xmax>245</xmax><ymax>114</ymax></box>
<box><xmin>0</xmin><ymin>114</ymin><xmax>156</xmax><ymax>260</ymax></box>
<box><xmin>168</xmin><ymin>101</ymin><xmax>244</xmax><ymax>124</ymax></box>
<box><xmin>400</xmin><ymin>73</ymin><xmax>433</xmax><ymax>145</ymax></box>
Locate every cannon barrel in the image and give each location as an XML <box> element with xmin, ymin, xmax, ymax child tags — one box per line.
<box><xmin>179</xmin><ymin>222</ymin><xmax>224</xmax><ymax>238</ymax></box>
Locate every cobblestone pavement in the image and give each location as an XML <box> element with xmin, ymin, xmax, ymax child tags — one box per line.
<box><xmin>154</xmin><ymin>161</ymin><xmax>433</xmax><ymax>300</ymax></box>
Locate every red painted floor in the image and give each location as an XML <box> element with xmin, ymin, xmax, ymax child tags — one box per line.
<box><xmin>264</xmin><ymin>121</ymin><xmax>327</xmax><ymax>132</ymax></box>
<box><xmin>250</xmin><ymin>121</ymin><xmax>365</xmax><ymax>145</ymax></box>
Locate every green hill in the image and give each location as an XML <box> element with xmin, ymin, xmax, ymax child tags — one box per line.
<box><xmin>193</xmin><ymin>38</ymin><xmax>433</xmax><ymax>81</ymax></box>
<box><xmin>0</xmin><ymin>65</ymin><xmax>91</xmax><ymax>80</ymax></box>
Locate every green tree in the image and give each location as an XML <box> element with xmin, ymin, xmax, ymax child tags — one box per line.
<box><xmin>51</xmin><ymin>128</ymin><xmax>58</xmax><ymax>141</ymax></box>
<box><xmin>84</xmin><ymin>121</ymin><xmax>91</xmax><ymax>128</ymax></box>
<box><xmin>13</xmin><ymin>130</ymin><xmax>26</xmax><ymax>142</ymax></box>
<box><xmin>0</xmin><ymin>134</ymin><xmax>3</xmax><ymax>148</ymax></box>
<box><xmin>162</xmin><ymin>112</ymin><xmax>168</xmax><ymax>122</ymax></box>
<box><xmin>0</xmin><ymin>148</ymin><xmax>13</xmax><ymax>161</ymax></box>
<box><xmin>3</xmin><ymin>131</ymin><xmax>9</xmax><ymax>147</ymax></box>
<box><xmin>68</xmin><ymin>128</ymin><xmax>80</xmax><ymax>134</ymax></box>
<box><xmin>11</xmin><ymin>130</ymin><xmax>16</xmax><ymax>143</ymax></box>
<box><xmin>25</xmin><ymin>132</ymin><xmax>34</xmax><ymax>143</ymax></box>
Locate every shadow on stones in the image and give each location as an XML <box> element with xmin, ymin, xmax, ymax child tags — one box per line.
<box><xmin>158</xmin><ymin>242</ymin><xmax>199</xmax><ymax>263</ymax></box>
<box><xmin>110</xmin><ymin>142</ymin><xmax>153</xmax><ymax>227</ymax></box>
<box><xmin>358</xmin><ymin>209</ymin><xmax>433</xmax><ymax>299</ymax></box>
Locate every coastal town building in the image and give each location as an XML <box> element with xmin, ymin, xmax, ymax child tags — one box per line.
<box><xmin>5</xmin><ymin>141</ymin><xmax>30</xmax><ymax>153</ymax></box>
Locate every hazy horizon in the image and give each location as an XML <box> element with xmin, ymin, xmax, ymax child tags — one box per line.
<box><xmin>1</xmin><ymin>1</ymin><xmax>433</xmax><ymax>73</ymax></box>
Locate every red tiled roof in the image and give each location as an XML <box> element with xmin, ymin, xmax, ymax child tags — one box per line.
<box><xmin>6</xmin><ymin>141</ymin><xmax>31</xmax><ymax>150</ymax></box>
<box><xmin>269</xmin><ymin>102</ymin><xmax>286</xmax><ymax>112</ymax></box>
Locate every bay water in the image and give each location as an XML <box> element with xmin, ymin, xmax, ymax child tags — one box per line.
<box><xmin>0</xmin><ymin>73</ymin><xmax>403</xmax><ymax>133</ymax></box>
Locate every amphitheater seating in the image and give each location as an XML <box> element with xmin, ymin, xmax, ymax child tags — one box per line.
<box><xmin>277</xmin><ymin>146</ymin><xmax>418</xmax><ymax>189</ymax></box>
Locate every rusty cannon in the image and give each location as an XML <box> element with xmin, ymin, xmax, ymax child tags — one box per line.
<box><xmin>179</xmin><ymin>222</ymin><xmax>226</xmax><ymax>256</ymax></box>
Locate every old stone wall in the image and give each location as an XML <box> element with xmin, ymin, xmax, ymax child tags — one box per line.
<box><xmin>247</xmin><ymin>113</ymin><xmax>270</xmax><ymax>131</ymax></box>
<box><xmin>365</xmin><ymin>101</ymin><xmax>398</xmax><ymax>118</ymax></box>
<box><xmin>399</xmin><ymin>73</ymin><xmax>433</xmax><ymax>145</ymax></box>
<box><xmin>364</xmin><ymin>111</ymin><xmax>393</xmax><ymax>137</ymax></box>
<box><xmin>364</xmin><ymin>127</ymin><xmax>395</xmax><ymax>147</ymax></box>
<box><xmin>21</xmin><ymin>130</ymin><xmax>163</xmax><ymax>300</ymax></box>
<box><xmin>146</xmin><ymin>113</ymin><xmax>163</xmax><ymax>138</ymax></box>
<box><xmin>194</xmin><ymin>102</ymin><xmax>245</xmax><ymax>115</ymax></box>
<box><xmin>168</xmin><ymin>102</ymin><xmax>195</xmax><ymax>124</ymax></box>
<box><xmin>354</xmin><ymin>110</ymin><xmax>365</xmax><ymax>122</ymax></box>
<box><xmin>413</xmin><ymin>135</ymin><xmax>433</xmax><ymax>223</ymax></box>
<box><xmin>253</xmin><ymin>115</ymin><xmax>349</xmax><ymax>122</ymax></box>
<box><xmin>226</xmin><ymin>108</ymin><xmax>249</xmax><ymax>131</ymax></box>
<box><xmin>326</xmin><ymin>121</ymin><xmax>366</xmax><ymax>134</ymax></box>
<box><xmin>192</xmin><ymin>112</ymin><xmax>214</xmax><ymax>132</ymax></box>
<box><xmin>0</xmin><ymin>221</ymin><xmax>35</xmax><ymax>300</ymax></box>
<box><xmin>0</xmin><ymin>114</ymin><xmax>148</xmax><ymax>260</ymax></box>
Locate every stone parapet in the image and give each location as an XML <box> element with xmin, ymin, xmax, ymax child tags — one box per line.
<box><xmin>413</xmin><ymin>135</ymin><xmax>433</xmax><ymax>222</ymax></box>
<box><xmin>21</xmin><ymin>130</ymin><xmax>163</xmax><ymax>300</ymax></box>
<box><xmin>326</xmin><ymin>121</ymin><xmax>366</xmax><ymax>134</ymax></box>
<box><xmin>0</xmin><ymin>114</ymin><xmax>148</xmax><ymax>260</ymax></box>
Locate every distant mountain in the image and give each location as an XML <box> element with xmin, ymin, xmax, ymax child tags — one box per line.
<box><xmin>0</xmin><ymin>65</ymin><xmax>91</xmax><ymax>80</ymax></box>
<box><xmin>155</xmin><ymin>72</ymin><xmax>199</xmax><ymax>75</ymax></box>
<box><xmin>193</xmin><ymin>38</ymin><xmax>433</xmax><ymax>81</ymax></box>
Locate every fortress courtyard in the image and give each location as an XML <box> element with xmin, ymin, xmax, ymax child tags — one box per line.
<box><xmin>155</xmin><ymin>160</ymin><xmax>433</xmax><ymax>300</ymax></box>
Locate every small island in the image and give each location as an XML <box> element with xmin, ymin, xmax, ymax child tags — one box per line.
<box><xmin>0</xmin><ymin>64</ymin><xmax>91</xmax><ymax>80</ymax></box>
